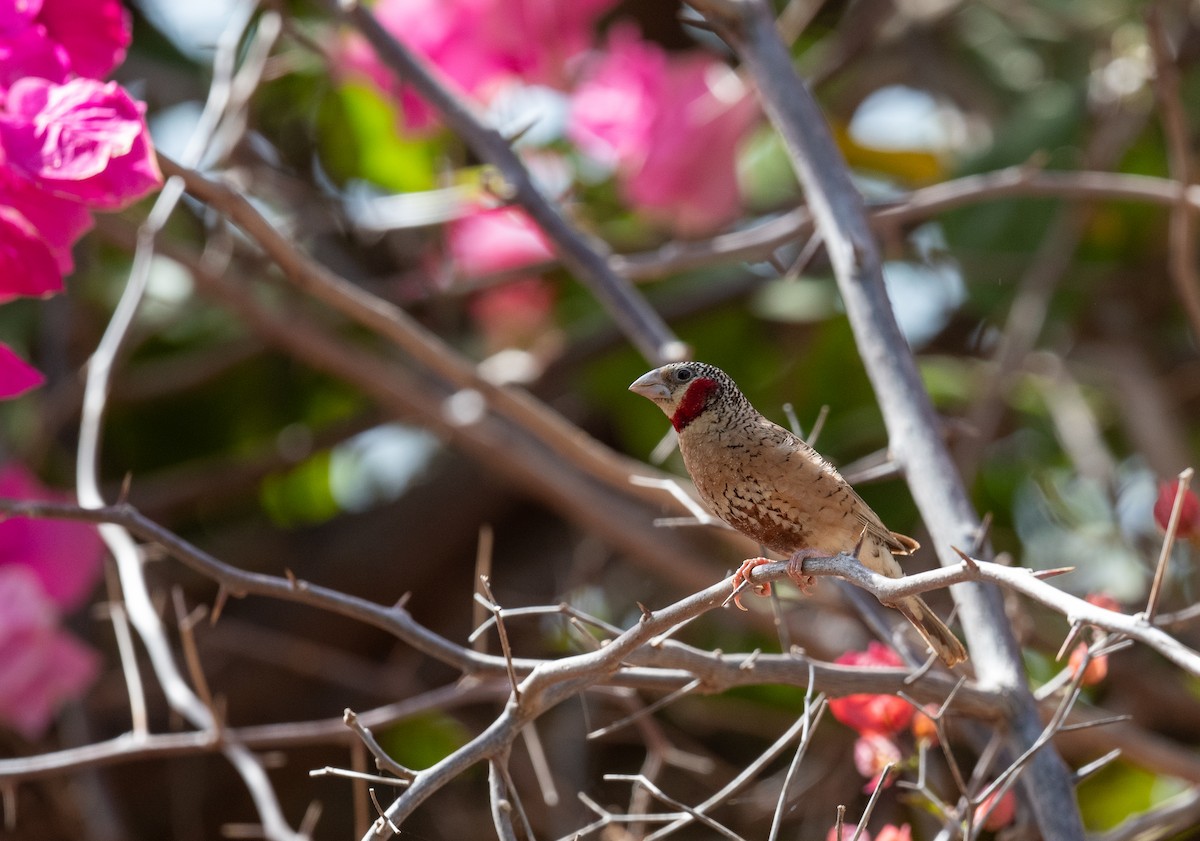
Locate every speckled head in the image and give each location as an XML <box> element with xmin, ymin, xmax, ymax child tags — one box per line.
<box><xmin>628</xmin><ymin>362</ymin><xmax>749</xmax><ymax>431</ymax></box>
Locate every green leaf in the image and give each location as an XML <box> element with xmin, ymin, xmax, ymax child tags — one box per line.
<box><xmin>1077</xmin><ymin>759</ymin><xmax>1188</xmax><ymax>831</ymax></box>
<box><xmin>319</xmin><ymin>83</ymin><xmax>439</xmax><ymax>192</ymax></box>
<box><xmin>379</xmin><ymin>712</ymin><xmax>470</xmax><ymax>770</ymax></box>
<box><xmin>260</xmin><ymin>450</ymin><xmax>339</xmax><ymax>526</ymax></box>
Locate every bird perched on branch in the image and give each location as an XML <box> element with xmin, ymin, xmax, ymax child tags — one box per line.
<box><xmin>629</xmin><ymin>361</ymin><xmax>967</xmax><ymax>667</ymax></box>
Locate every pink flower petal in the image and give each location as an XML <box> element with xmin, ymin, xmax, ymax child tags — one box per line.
<box><xmin>36</xmin><ymin>0</ymin><xmax>129</xmax><ymax>79</ymax></box>
<box><xmin>0</xmin><ymin>566</ymin><xmax>99</xmax><ymax>740</ymax></box>
<box><xmin>875</xmin><ymin>825</ymin><xmax>913</xmax><ymax>841</ymax></box>
<box><xmin>568</xmin><ymin>24</ymin><xmax>663</xmax><ymax>168</ymax></box>
<box><xmin>0</xmin><ymin>344</ymin><xmax>45</xmax><ymax>398</ymax></box>
<box><xmin>0</xmin><ymin>463</ymin><xmax>103</xmax><ymax>610</ymax></box>
<box><xmin>0</xmin><ymin>205</ymin><xmax>62</xmax><ymax>301</ymax></box>
<box><xmin>448</xmin><ymin>206</ymin><xmax>554</xmax><ymax>277</ymax></box>
<box><xmin>853</xmin><ymin>732</ymin><xmax>901</xmax><ymax>792</ymax></box>
<box><xmin>0</xmin><ymin>166</ymin><xmax>94</xmax><ymax>273</ymax></box>
<box><xmin>0</xmin><ymin>24</ymin><xmax>70</xmax><ymax>91</ymax></box>
<box><xmin>0</xmin><ymin>77</ymin><xmax>162</xmax><ymax>210</ymax></box>
<box><xmin>0</xmin><ymin>0</ymin><xmax>44</xmax><ymax>32</ymax></box>
<box><xmin>569</xmin><ymin>27</ymin><xmax>757</xmax><ymax>236</ymax></box>
<box><xmin>339</xmin><ymin>0</ymin><xmax>616</xmax><ymax>134</ymax></box>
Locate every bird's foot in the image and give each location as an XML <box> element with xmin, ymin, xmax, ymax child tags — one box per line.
<box><xmin>785</xmin><ymin>549</ymin><xmax>820</xmax><ymax>594</ymax></box>
<box><xmin>730</xmin><ymin>558</ymin><xmax>773</xmax><ymax>611</ymax></box>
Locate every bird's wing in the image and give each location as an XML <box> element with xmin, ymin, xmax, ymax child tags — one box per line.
<box><xmin>757</xmin><ymin>417</ymin><xmax>917</xmax><ymax>554</ymax></box>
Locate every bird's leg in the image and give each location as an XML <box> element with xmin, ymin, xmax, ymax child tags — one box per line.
<box><xmin>730</xmin><ymin>558</ymin><xmax>773</xmax><ymax>611</ymax></box>
<box><xmin>785</xmin><ymin>549</ymin><xmax>820</xmax><ymax>594</ymax></box>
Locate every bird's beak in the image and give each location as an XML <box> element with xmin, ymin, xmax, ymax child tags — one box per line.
<box><xmin>629</xmin><ymin>369</ymin><xmax>671</xmax><ymax>400</ymax></box>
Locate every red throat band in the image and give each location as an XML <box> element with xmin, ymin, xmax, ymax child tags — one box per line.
<box><xmin>670</xmin><ymin>377</ymin><xmax>719</xmax><ymax>431</ymax></box>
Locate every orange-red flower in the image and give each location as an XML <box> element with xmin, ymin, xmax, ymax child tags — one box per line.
<box><xmin>1153</xmin><ymin>481</ymin><xmax>1200</xmax><ymax>541</ymax></box>
<box><xmin>975</xmin><ymin>788</ymin><xmax>1017</xmax><ymax>830</ymax></box>
<box><xmin>1068</xmin><ymin>642</ymin><xmax>1108</xmax><ymax>687</ymax></box>
<box><xmin>829</xmin><ymin>643</ymin><xmax>914</xmax><ymax>735</ymax></box>
<box><xmin>911</xmin><ymin>703</ymin><xmax>939</xmax><ymax>746</ymax></box>
<box><xmin>1085</xmin><ymin>592</ymin><xmax>1121</xmax><ymax>613</ymax></box>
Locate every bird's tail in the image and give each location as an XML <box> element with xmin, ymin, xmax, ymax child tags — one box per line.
<box><xmin>896</xmin><ymin>596</ymin><xmax>968</xmax><ymax>667</ymax></box>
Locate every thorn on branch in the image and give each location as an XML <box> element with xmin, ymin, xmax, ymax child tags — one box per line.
<box><xmin>344</xmin><ymin>708</ymin><xmax>417</xmax><ymax>782</ymax></box>
<box><xmin>1033</xmin><ymin>566</ymin><xmax>1076</xmax><ymax>580</ymax></box>
<box><xmin>971</xmin><ymin>513</ymin><xmax>993</xmax><ymax>555</ymax></box>
<box><xmin>1055</xmin><ymin>621</ymin><xmax>1086</xmax><ymax>663</ymax></box>
<box><xmin>368</xmin><ymin>790</ymin><xmax>400</xmax><ymax>835</ymax></box>
<box><xmin>951</xmin><ymin>545</ymin><xmax>979</xmax><ymax>571</ymax></box>
<box><xmin>1074</xmin><ymin>749</ymin><xmax>1121</xmax><ymax>784</ymax></box>
<box><xmin>211</xmin><ymin>585</ymin><xmax>230</xmax><ymax>625</ymax></box>
<box><xmin>477</xmin><ymin>577</ymin><xmax>522</xmax><ymax>702</ymax></box>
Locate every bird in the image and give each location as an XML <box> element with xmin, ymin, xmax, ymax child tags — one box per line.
<box><xmin>629</xmin><ymin>361</ymin><xmax>967</xmax><ymax>667</ymax></box>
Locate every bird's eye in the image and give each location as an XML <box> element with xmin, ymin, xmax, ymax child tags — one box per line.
<box><xmin>675</xmin><ymin>367</ymin><xmax>693</xmax><ymax>382</ymax></box>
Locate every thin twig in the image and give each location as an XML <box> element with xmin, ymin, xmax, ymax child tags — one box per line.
<box><xmin>606</xmin><ymin>775</ymin><xmax>745</xmax><ymax>841</ymax></box>
<box><xmin>488</xmin><ymin>758</ymin><xmax>519</xmax><ymax>841</ymax></box>
<box><xmin>1146</xmin><ymin>468</ymin><xmax>1195</xmax><ymax>622</ymax></box>
<box><xmin>472</xmin><ymin>524</ymin><xmax>494</xmax><ymax>654</ymax></box>
<box><xmin>476</xmin><ymin>577</ymin><xmax>522</xmax><ymax>701</ymax></box>
<box><xmin>587</xmin><ymin>680</ymin><xmax>703</xmax><ymax>741</ymax></box>
<box><xmin>343</xmin><ymin>710</ymin><xmax>417</xmax><ymax>782</ymax></box>
<box><xmin>767</xmin><ymin>699</ymin><xmax>828</xmax><ymax>841</ymax></box>
<box><xmin>520</xmin><ymin>724</ymin><xmax>559</xmax><ymax>807</ymax></box>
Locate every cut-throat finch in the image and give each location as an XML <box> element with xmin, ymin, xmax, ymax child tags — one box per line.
<box><xmin>630</xmin><ymin>361</ymin><xmax>967</xmax><ymax>668</ymax></box>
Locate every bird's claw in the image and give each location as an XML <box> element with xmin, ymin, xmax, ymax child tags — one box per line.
<box><xmin>785</xmin><ymin>549</ymin><xmax>819</xmax><ymax>594</ymax></box>
<box><xmin>730</xmin><ymin>558</ymin><xmax>772</xmax><ymax>610</ymax></box>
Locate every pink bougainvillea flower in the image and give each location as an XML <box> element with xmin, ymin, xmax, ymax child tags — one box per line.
<box><xmin>622</xmin><ymin>56</ymin><xmax>756</xmax><ymax>235</ymax></box>
<box><xmin>853</xmin><ymin>732</ymin><xmax>901</xmax><ymax>793</ymax></box>
<box><xmin>566</xmin><ymin>25</ymin><xmax>663</xmax><ymax>167</ymax></box>
<box><xmin>0</xmin><ymin>166</ymin><xmax>94</xmax><ymax>275</ymax></box>
<box><xmin>0</xmin><ymin>565</ymin><xmax>99</xmax><ymax>739</ymax></box>
<box><xmin>36</xmin><ymin>0</ymin><xmax>129</xmax><ymax>80</ymax></box>
<box><xmin>0</xmin><ymin>0</ymin><xmax>43</xmax><ymax>31</ymax></box>
<box><xmin>828</xmin><ymin>642</ymin><xmax>914</xmax><ymax>735</ymax></box>
<box><xmin>448</xmin><ymin>205</ymin><xmax>554</xmax><ymax>278</ymax></box>
<box><xmin>974</xmin><ymin>788</ymin><xmax>1017</xmax><ymax>830</ymax></box>
<box><xmin>0</xmin><ymin>462</ymin><xmax>103</xmax><ymax>610</ymax></box>
<box><xmin>0</xmin><ymin>76</ymin><xmax>161</xmax><ymax>209</ymax></box>
<box><xmin>569</xmin><ymin>25</ymin><xmax>758</xmax><ymax>236</ymax></box>
<box><xmin>340</xmin><ymin>0</ymin><xmax>615</xmax><ymax>133</ymax></box>
<box><xmin>0</xmin><ymin>204</ymin><xmax>61</xmax><ymax>301</ymax></box>
<box><xmin>0</xmin><ymin>24</ymin><xmax>70</xmax><ymax>92</ymax></box>
<box><xmin>1153</xmin><ymin>480</ymin><xmax>1200</xmax><ymax>542</ymax></box>
<box><xmin>0</xmin><ymin>343</ymin><xmax>45</xmax><ymax>398</ymax></box>
<box><xmin>874</xmin><ymin>825</ymin><xmax>913</xmax><ymax>841</ymax></box>
<box><xmin>448</xmin><ymin>206</ymin><xmax>556</xmax><ymax>349</ymax></box>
